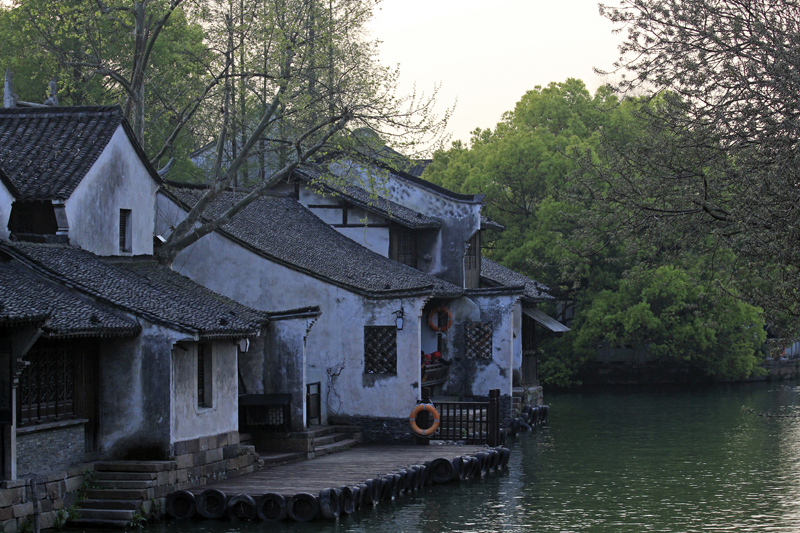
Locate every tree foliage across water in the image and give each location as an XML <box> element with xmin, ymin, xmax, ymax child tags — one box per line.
<box><xmin>423</xmin><ymin>79</ymin><xmax>767</xmax><ymax>386</ymax></box>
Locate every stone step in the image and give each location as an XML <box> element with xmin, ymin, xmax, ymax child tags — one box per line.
<box><xmin>69</xmin><ymin>518</ymin><xmax>133</xmax><ymax>529</ymax></box>
<box><xmin>94</xmin><ymin>461</ymin><xmax>175</xmax><ymax>473</ymax></box>
<box><xmin>313</xmin><ymin>432</ymin><xmax>351</xmax><ymax>446</ymax></box>
<box><xmin>91</xmin><ymin>479</ymin><xmax>155</xmax><ymax>490</ymax></box>
<box><xmin>77</xmin><ymin>508</ymin><xmax>136</xmax><ymax>521</ymax></box>
<box><xmin>85</xmin><ymin>488</ymin><xmax>146</xmax><ymax>500</ymax></box>
<box><xmin>93</xmin><ymin>471</ymin><xmax>157</xmax><ymax>481</ymax></box>
<box><xmin>78</xmin><ymin>499</ymin><xmax>141</xmax><ymax>511</ymax></box>
<box><xmin>259</xmin><ymin>451</ymin><xmax>305</xmax><ymax>466</ymax></box>
<box><xmin>313</xmin><ymin>438</ymin><xmax>359</xmax><ymax>457</ymax></box>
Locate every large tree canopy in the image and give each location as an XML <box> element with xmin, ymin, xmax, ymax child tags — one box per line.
<box><xmin>423</xmin><ymin>79</ymin><xmax>767</xmax><ymax>385</ymax></box>
<box><xmin>583</xmin><ymin>0</ymin><xmax>800</xmax><ymax>330</ymax></box>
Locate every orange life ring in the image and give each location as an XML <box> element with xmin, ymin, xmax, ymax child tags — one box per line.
<box><xmin>409</xmin><ymin>403</ymin><xmax>440</xmax><ymax>436</ymax></box>
<box><xmin>428</xmin><ymin>307</ymin><xmax>453</xmax><ymax>332</ymax></box>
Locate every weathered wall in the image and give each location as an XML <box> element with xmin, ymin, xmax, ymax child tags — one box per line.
<box><xmin>0</xmin><ymin>180</ymin><xmax>12</xmax><ymax>240</ymax></box>
<box><xmin>442</xmin><ymin>295</ymin><xmax>517</xmax><ymax>399</ymax></box>
<box><xmin>66</xmin><ymin>127</ymin><xmax>159</xmax><ymax>256</ymax></box>
<box><xmin>330</xmin><ymin>163</ymin><xmax>482</xmax><ymax>286</ymax></box>
<box><xmin>156</xmin><ymin>193</ymin><xmax>427</xmax><ymax>422</ymax></box>
<box><xmin>97</xmin><ymin>322</ymin><xmax>177</xmax><ymax>459</ymax></box>
<box><xmin>171</xmin><ymin>340</ymin><xmax>238</xmax><ymax>443</ymax></box>
<box><xmin>260</xmin><ymin>319</ymin><xmax>309</xmax><ymax>430</ymax></box>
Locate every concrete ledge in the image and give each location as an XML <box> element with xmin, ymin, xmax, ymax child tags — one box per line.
<box><xmin>15</xmin><ymin>419</ymin><xmax>88</xmax><ymax>436</ymax></box>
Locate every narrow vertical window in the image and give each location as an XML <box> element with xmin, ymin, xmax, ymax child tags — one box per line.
<box><xmin>119</xmin><ymin>209</ymin><xmax>132</xmax><ymax>252</ymax></box>
<box><xmin>197</xmin><ymin>343</ymin><xmax>212</xmax><ymax>407</ymax></box>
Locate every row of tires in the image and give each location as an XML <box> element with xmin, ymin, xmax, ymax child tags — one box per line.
<box><xmin>165</xmin><ymin>446</ymin><xmax>511</xmax><ymax>522</ymax></box>
<box><xmin>509</xmin><ymin>404</ymin><xmax>549</xmax><ymax>435</ymax></box>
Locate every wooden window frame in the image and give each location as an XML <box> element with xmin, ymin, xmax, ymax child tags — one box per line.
<box><xmin>119</xmin><ymin>209</ymin><xmax>132</xmax><ymax>253</ymax></box>
<box><xmin>197</xmin><ymin>343</ymin><xmax>213</xmax><ymax>408</ymax></box>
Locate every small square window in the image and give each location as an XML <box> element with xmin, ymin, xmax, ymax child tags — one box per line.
<box><xmin>119</xmin><ymin>209</ymin><xmax>132</xmax><ymax>252</ymax></box>
<box><xmin>364</xmin><ymin>326</ymin><xmax>397</xmax><ymax>374</ymax></box>
<box><xmin>465</xmin><ymin>322</ymin><xmax>493</xmax><ymax>360</ymax></box>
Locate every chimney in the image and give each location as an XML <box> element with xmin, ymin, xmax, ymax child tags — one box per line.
<box><xmin>4</xmin><ymin>68</ymin><xmax>17</xmax><ymax>108</ymax></box>
<box><xmin>43</xmin><ymin>78</ymin><xmax>58</xmax><ymax>106</ymax></box>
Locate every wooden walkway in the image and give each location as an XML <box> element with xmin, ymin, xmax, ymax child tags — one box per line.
<box><xmin>189</xmin><ymin>445</ymin><xmax>485</xmax><ymax>497</ymax></box>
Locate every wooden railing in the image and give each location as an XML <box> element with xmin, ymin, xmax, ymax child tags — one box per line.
<box><xmin>416</xmin><ymin>387</ymin><xmax>501</xmax><ymax>446</ymax></box>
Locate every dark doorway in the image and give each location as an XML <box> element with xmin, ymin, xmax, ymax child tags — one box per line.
<box><xmin>306</xmin><ymin>382</ymin><xmax>321</xmax><ymax>426</ymax></box>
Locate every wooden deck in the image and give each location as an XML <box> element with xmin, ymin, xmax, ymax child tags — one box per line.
<box><xmin>189</xmin><ymin>445</ymin><xmax>486</xmax><ymax>497</ymax></box>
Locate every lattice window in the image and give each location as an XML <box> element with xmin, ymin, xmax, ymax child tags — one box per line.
<box><xmin>465</xmin><ymin>322</ymin><xmax>493</xmax><ymax>360</ymax></box>
<box><xmin>364</xmin><ymin>326</ymin><xmax>397</xmax><ymax>374</ymax></box>
<box><xmin>391</xmin><ymin>228</ymin><xmax>417</xmax><ymax>267</ymax></box>
<box><xmin>465</xmin><ymin>233</ymin><xmax>479</xmax><ymax>270</ymax></box>
<box><xmin>18</xmin><ymin>342</ymin><xmax>74</xmax><ymax>425</ymax></box>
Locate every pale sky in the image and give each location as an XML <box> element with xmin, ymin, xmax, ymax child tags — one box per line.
<box><xmin>367</xmin><ymin>0</ymin><xmax>625</xmax><ymax>149</ymax></box>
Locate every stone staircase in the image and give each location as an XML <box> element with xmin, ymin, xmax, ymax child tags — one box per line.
<box><xmin>250</xmin><ymin>425</ymin><xmax>362</xmax><ymax>459</ymax></box>
<box><xmin>72</xmin><ymin>462</ymin><xmax>169</xmax><ymax>528</ymax></box>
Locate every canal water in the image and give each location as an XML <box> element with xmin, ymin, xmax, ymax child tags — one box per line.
<box><xmin>136</xmin><ymin>382</ymin><xmax>800</xmax><ymax>532</ymax></box>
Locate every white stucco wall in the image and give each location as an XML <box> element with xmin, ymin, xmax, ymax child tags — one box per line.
<box><xmin>512</xmin><ymin>300</ymin><xmax>523</xmax><ymax>369</ymax></box>
<box><xmin>98</xmin><ymin>322</ymin><xmax>181</xmax><ymax>459</ymax></box>
<box><xmin>171</xmin><ymin>340</ymin><xmax>239</xmax><ymax>442</ymax></box>
<box><xmin>0</xmin><ymin>179</ymin><xmax>13</xmax><ymax>240</ymax></box>
<box><xmin>66</xmin><ymin>127</ymin><xmax>159</xmax><ymax>256</ymax></box>
<box><xmin>338</xmin><ymin>227</ymin><xmax>390</xmax><ymax>256</ymax></box>
<box><xmin>156</xmin><ymin>193</ymin><xmax>426</xmax><ymax>421</ymax></box>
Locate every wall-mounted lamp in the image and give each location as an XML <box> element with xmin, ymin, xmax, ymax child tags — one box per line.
<box><xmin>393</xmin><ymin>306</ymin><xmax>405</xmax><ymax>331</ymax></box>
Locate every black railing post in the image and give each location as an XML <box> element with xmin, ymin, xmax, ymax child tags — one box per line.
<box><xmin>488</xmin><ymin>389</ymin><xmax>500</xmax><ymax>447</ymax></box>
<box><xmin>415</xmin><ymin>387</ymin><xmax>432</xmax><ymax>445</ymax></box>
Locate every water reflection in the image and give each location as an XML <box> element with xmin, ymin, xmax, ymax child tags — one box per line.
<box><xmin>101</xmin><ymin>382</ymin><xmax>800</xmax><ymax>533</ymax></box>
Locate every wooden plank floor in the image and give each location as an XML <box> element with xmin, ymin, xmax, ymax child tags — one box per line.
<box><xmin>189</xmin><ymin>445</ymin><xmax>486</xmax><ymax>498</ymax></box>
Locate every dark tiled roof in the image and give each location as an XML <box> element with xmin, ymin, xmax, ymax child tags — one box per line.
<box><xmin>0</xmin><ymin>260</ymin><xmax>140</xmax><ymax>337</ymax></box>
<box><xmin>0</xmin><ymin>106</ymin><xmax>162</xmax><ymax>200</ymax></box>
<box><xmin>0</xmin><ymin>241</ymin><xmax>269</xmax><ymax>338</ymax></box>
<box><xmin>480</xmin><ymin>215</ymin><xmax>505</xmax><ymax>231</ymax></box>
<box><xmin>295</xmin><ymin>166</ymin><xmax>442</xmax><ymax>229</ymax></box>
<box><xmin>480</xmin><ymin>257</ymin><xmax>551</xmax><ymax>301</ymax></box>
<box><xmin>164</xmin><ymin>187</ymin><xmax>463</xmax><ymax>299</ymax></box>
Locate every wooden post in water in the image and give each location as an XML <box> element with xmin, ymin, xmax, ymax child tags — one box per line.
<box><xmin>488</xmin><ymin>389</ymin><xmax>500</xmax><ymax>447</ymax></box>
<box><xmin>415</xmin><ymin>387</ymin><xmax>431</xmax><ymax>445</ymax></box>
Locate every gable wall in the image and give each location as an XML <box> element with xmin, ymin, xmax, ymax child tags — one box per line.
<box><xmin>331</xmin><ymin>162</ymin><xmax>481</xmax><ymax>286</ymax></box>
<box><xmin>66</xmin><ymin>127</ymin><xmax>159</xmax><ymax>256</ymax></box>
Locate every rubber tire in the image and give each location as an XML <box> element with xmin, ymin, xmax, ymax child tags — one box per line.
<box><xmin>452</xmin><ymin>456</ymin><xmax>466</xmax><ymax>481</ymax></box>
<box><xmin>429</xmin><ymin>458</ymin><xmax>455</xmax><ymax>484</ymax></box>
<box><xmin>363</xmin><ymin>479</ymin><xmax>377</xmax><ymax>506</ymax></box>
<box><xmin>530</xmin><ymin>406</ymin><xmax>540</xmax><ymax>426</ymax></box>
<box><xmin>390</xmin><ymin>474</ymin><xmax>402</xmax><ymax>499</ymax></box>
<box><xmin>355</xmin><ymin>484</ymin><xmax>367</xmax><ymax>510</ymax></box>
<box><xmin>340</xmin><ymin>486</ymin><xmax>356</xmax><ymax>516</ymax></box>
<box><xmin>166</xmin><ymin>490</ymin><xmax>196</xmax><ymax>519</ymax></box>
<box><xmin>511</xmin><ymin>417</ymin><xmax>521</xmax><ymax>435</ymax></box>
<box><xmin>256</xmin><ymin>493</ymin><xmax>287</xmax><ymax>521</ymax></box>
<box><xmin>417</xmin><ymin>464</ymin><xmax>427</xmax><ymax>487</ymax></box>
<box><xmin>522</xmin><ymin>404</ymin><xmax>532</xmax><ymax>415</ymax></box>
<box><xmin>196</xmin><ymin>489</ymin><xmax>227</xmax><ymax>519</ymax></box>
<box><xmin>380</xmin><ymin>476</ymin><xmax>393</xmax><ymax>501</ymax></box>
<box><xmin>227</xmin><ymin>494</ymin><xmax>256</xmax><ymax>521</ymax></box>
<box><xmin>318</xmin><ymin>488</ymin><xmax>341</xmax><ymax>520</ymax></box>
<box><xmin>499</xmin><ymin>429</ymin><xmax>507</xmax><ymax>446</ymax></box>
<box><xmin>476</xmin><ymin>452</ymin><xmax>490</xmax><ymax>473</ymax></box>
<box><xmin>540</xmin><ymin>404</ymin><xmax>549</xmax><ymax>424</ymax></box>
<box><xmin>487</xmin><ymin>448</ymin><xmax>500</xmax><ymax>471</ymax></box>
<box><xmin>287</xmin><ymin>493</ymin><xmax>319</xmax><ymax>522</ymax></box>
<box><xmin>499</xmin><ymin>447</ymin><xmax>511</xmax><ymax>468</ymax></box>
<box><xmin>371</xmin><ymin>477</ymin><xmax>383</xmax><ymax>504</ymax></box>
<box><xmin>396</xmin><ymin>471</ymin><xmax>408</xmax><ymax>494</ymax></box>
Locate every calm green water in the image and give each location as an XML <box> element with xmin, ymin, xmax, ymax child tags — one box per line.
<box><xmin>138</xmin><ymin>382</ymin><xmax>800</xmax><ymax>532</ymax></box>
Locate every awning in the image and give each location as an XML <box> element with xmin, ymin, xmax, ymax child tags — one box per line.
<box><xmin>523</xmin><ymin>308</ymin><xmax>570</xmax><ymax>333</ymax></box>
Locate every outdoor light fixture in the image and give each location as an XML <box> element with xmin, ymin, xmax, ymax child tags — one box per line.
<box><xmin>393</xmin><ymin>306</ymin><xmax>405</xmax><ymax>330</ymax></box>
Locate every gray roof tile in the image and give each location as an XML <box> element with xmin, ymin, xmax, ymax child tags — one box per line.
<box><xmin>165</xmin><ymin>187</ymin><xmax>463</xmax><ymax>299</ymax></box>
<box><xmin>1</xmin><ymin>241</ymin><xmax>269</xmax><ymax>337</ymax></box>
<box><xmin>0</xmin><ymin>259</ymin><xmax>140</xmax><ymax>337</ymax></box>
<box><xmin>480</xmin><ymin>257</ymin><xmax>551</xmax><ymax>301</ymax></box>
<box><xmin>0</xmin><ymin>106</ymin><xmax>161</xmax><ymax>200</ymax></box>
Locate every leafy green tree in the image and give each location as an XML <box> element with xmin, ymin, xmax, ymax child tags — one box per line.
<box><xmin>584</xmin><ymin>0</ymin><xmax>800</xmax><ymax>332</ymax></box>
<box><xmin>571</xmin><ymin>265</ymin><xmax>765</xmax><ymax>381</ymax></box>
